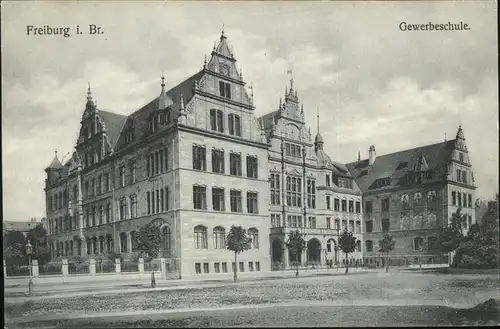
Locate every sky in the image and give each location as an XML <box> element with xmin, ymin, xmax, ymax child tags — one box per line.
<box><xmin>1</xmin><ymin>1</ymin><xmax>498</xmax><ymax>222</ymax></box>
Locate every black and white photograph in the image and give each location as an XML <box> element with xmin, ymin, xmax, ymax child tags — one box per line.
<box><xmin>2</xmin><ymin>1</ymin><xmax>499</xmax><ymax>327</ymax></box>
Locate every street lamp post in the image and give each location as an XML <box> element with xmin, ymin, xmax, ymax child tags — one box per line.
<box><xmin>25</xmin><ymin>241</ymin><xmax>33</xmax><ymax>296</ymax></box>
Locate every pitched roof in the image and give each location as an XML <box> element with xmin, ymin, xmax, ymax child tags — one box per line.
<box><xmin>46</xmin><ymin>155</ymin><xmax>63</xmax><ymax>170</ymax></box>
<box><xmin>346</xmin><ymin>140</ymin><xmax>455</xmax><ymax>192</ymax></box>
<box><xmin>99</xmin><ymin>110</ymin><xmax>127</xmax><ymax>149</ymax></box>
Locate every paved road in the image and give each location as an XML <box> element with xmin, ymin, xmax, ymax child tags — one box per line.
<box><xmin>7</xmin><ymin>303</ymin><xmax>500</xmax><ymax>327</ymax></box>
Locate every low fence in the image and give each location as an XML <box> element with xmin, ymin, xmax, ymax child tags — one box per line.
<box><xmin>3</xmin><ymin>258</ymin><xmax>179</xmax><ymax>280</ymax></box>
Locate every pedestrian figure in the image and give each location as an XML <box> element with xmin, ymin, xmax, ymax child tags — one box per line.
<box><xmin>151</xmin><ymin>271</ymin><xmax>156</xmax><ymax>288</ymax></box>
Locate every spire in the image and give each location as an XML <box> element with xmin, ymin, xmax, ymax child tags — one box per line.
<box><xmin>358</xmin><ymin>150</ymin><xmax>361</xmax><ymax>161</ymax></box>
<box><xmin>46</xmin><ymin>149</ymin><xmax>63</xmax><ymax>170</ymax></box>
<box><xmin>300</xmin><ymin>103</ymin><xmax>304</xmax><ymax>115</ymax></box>
<box><xmin>314</xmin><ymin>105</ymin><xmax>324</xmax><ymax>147</ymax></box>
<box><xmin>249</xmin><ymin>81</ymin><xmax>254</xmax><ymax>105</ymax></box>
<box><xmin>161</xmin><ymin>71</ymin><xmax>165</xmax><ymax>92</ymax></box>
<box><xmin>444</xmin><ymin>132</ymin><xmax>447</xmax><ymax>142</ymax></box>
<box><xmin>204</xmin><ymin>54</ymin><xmax>207</xmax><ymax>69</ymax></box>
<box><xmin>87</xmin><ymin>82</ymin><xmax>92</xmax><ymax>102</ymax></box>
<box><xmin>221</xmin><ymin>23</ymin><xmax>226</xmax><ymax>40</ymax></box>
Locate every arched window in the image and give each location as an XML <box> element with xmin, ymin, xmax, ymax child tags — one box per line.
<box><xmin>248</xmin><ymin>228</ymin><xmax>259</xmax><ymax>249</ymax></box>
<box><xmin>161</xmin><ymin>226</ymin><xmax>171</xmax><ymax>251</ymax></box>
<box><xmin>327</xmin><ymin>239</ymin><xmax>336</xmax><ymax>252</ymax></box>
<box><xmin>213</xmin><ymin>226</ymin><xmax>226</xmax><ymax>249</ymax></box>
<box><xmin>365</xmin><ymin>240</ymin><xmax>373</xmax><ymax>252</ymax></box>
<box><xmin>120</xmin><ymin>232</ymin><xmax>128</xmax><ymax>253</ymax></box>
<box><xmin>356</xmin><ymin>240</ymin><xmax>361</xmax><ymax>252</ymax></box>
<box><xmin>106</xmin><ymin>234</ymin><xmax>113</xmax><ymax>252</ymax></box>
<box><xmin>130</xmin><ymin>231</ymin><xmax>137</xmax><ymax>252</ymax></box>
<box><xmin>414</xmin><ymin>237</ymin><xmax>424</xmax><ymax>250</ymax></box>
<box><xmin>194</xmin><ymin>225</ymin><xmax>208</xmax><ymax>249</ymax></box>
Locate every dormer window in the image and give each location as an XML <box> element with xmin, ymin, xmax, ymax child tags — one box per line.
<box><xmin>219</xmin><ymin>81</ymin><xmax>231</xmax><ymax>99</ymax></box>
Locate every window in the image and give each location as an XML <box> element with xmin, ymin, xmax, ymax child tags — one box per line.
<box><xmin>97</xmin><ymin>175</ymin><xmax>102</xmax><ymax>195</ymax></box>
<box><xmin>356</xmin><ymin>201</ymin><xmax>361</xmax><ymax>213</ymax></box>
<box><xmin>382</xmin><ymin>218</ymin><xmax>390</xmax><ymax>232</ymax></box>
<box><xmin>341</xmin><ymin>199</ymin><xmax>347</xmax><ymax>212</ymax></box>
<box><xmin>342</xmin><ymin>220</ymin><xmax>347</xmax><ymax>231</ymax></box>
<box><xmin>286</xmin><ymin>177</ymin><xmax>302</xmax><ymax>207</ymax></box>
<box><xmin>119</xmin><ymin>198</ymin><xmax>126</xmax><ymax>220</ymax></box>
<box><xmin>335</xmin><ymin>219</ymin><xmax>340</xmax><ymax>230</ymax></box>
<box><xmin>92</xmin><ymin>206</ymin><xmax>97</xmax><ymax>226</ymax></box>
<box><xmin>248</xmin><ymin>261</ymin><xmax>254</xmax><ymax>272</ymax></box>
<box><xmin>459</xmin><ymin>152</ymin><xmax>464</xmax><ymax>162</ymax></box>
<box><xmin>99</xmin><ymin>205</ymin><xmax>104</xmax><ymax>225</ymax></box>
<box><xmin>458</xmin><ymin>193</ymin><xmax>462</xmax><ymax>206</ymax></box>
<box><xmin>456</xmin><ymin>169</ymin><xmax>461</xmax><ymax>183</ymax></box>
<box><xmin>468</xmin><ymin>215</ymin><xmax>472</xmax><ymax>228</ymax></box>
<box><xmin>366</xmin><ymin>240</ymin><xmax>373</xmax><ymax>252</ymax></box>
<box><xmin>212</xmin><ymin>149</ymin><xmax>225</xmax><ymax>173</ymax></box>
<box><xmin>428</xmin><ymin>237</ymin><xmax>437</xmax><ymax>251</ymax></box>
<box><xmin>230</xmin><ymin>153</ymin><xmax>242</xmax><ymax>176</ymax></box>
<box><xmin>230</xmin><ymin>190</ymin><xmax>242</xmax><ymax>213</ymax></box>
<box><xmin>214</xmin><ymin>263</ymin><xmax>220</xmax><ymax>273</ymax></box>
<box><xmin>203</xmin><ymin>263</ymin><xmax>209</xmax><ymax>273</ymax></box>
<box><xmin>147</xmin><ymin>191</ymin><xmax>151</xmax><ymax>214</ymax></box>
<box><xmin>103</xmin><ymin>173</ymin><xmax>109</xmax><ymax>192</ymax></box>
<box><xmin>356</xmin><ymin>240</ymin><xmax>361</xmax><ymax>252</ymax></box>
<box><xmin>468</xmin><ymin>194</ymin><xmax>472</xmax><ymax>208</ymax></box>
<box><xmin>89</xmin><ymin>180</ymin><xmax>95</xmax><ymax>197</ymax></box>
<box><xmin>213</xmin><ymin>226</ymin><xmax>226</xmax><ymax>249</ymax></box>
<box><xmin>452</xmin><ymin>191</ymin><xmax>457</xmax><ymax>205</ymax></box>
<box><xmin>228</xmin><ymin>114</ymin><xmax>241</xmax><ymax>136</ymax></box>
<box><xmin>130</xmin><ymin>194</ymin><xmax>137</xmax><ymax>218</ymax></box>
<box><xmin>270</xmin><ymin>173</ymin><xmax>281</xmax><ymax>205</ymax></box>
<box><xmin>462</xmin><ymin>193</ymin><xmax>467</xmax><ymax>208</ymax></box>
<box><xmin>193</xmin><ymin>186</ymin><xmax>207</xmax><ymax>210</ymax></box>
<box><xmin>307</xmin><ymin>179</ymin><xmax>316</xmax><ymax>208</ymax></box>
<box><xmin>129</xmin><ymin>162</ymin><xmax>136</xmax><ymax>184</ymax></box>
<box><xmin>349</xmin><ymin>201</ymin><xmax>354</xmax><ymax>213</ymax></box>
<box><xmin>414</xmin><ymin>237</ymin><xmax>424</xmax><ymax>250</ymax></box>
<box><xmin>248</xmin><ymin>228</ymin><xmax>259</xmax><ymax>249</ymax></box>
<box><xmin>255</xmin><ymin>262</ymin><xmax>260</xmax><ymax>271</ymax></box>
<box><xmin>271</xmin><ymin>214</ymin><xmax>281</xmax><ymax>227</ymax></box>
<box><xmin>219</xmin><ymin>81</ymin><xmax>231</xmax><ymax>99</ymax></box>
<box><xmin>247</xmin><ymin>192</ymin><xmax>258</xmax><ymax>214</ymax></box>
<box><xmin>355</xmin><ymin>221</ymin><xmax>361</xmax><ymax>233</ymax></box>
<box><xmin>285</xmin><ymin>142</ymin><xmax>302</xmax><ymax>157</ymax></box>
<box><xmin>348</xmin><ymin>220</ymin><xmax>354</xmax><ymax>232</ymax></box>
<box><xmin>246</xmin><ymin>156</ymin><xmax>258</xmax><ymax>178</ymax></box>
<box><xmin>195</xmin><ymin>263</ymin><xmax>201</xmax><ymax>274</ymax></box>
<box><xmin>381</xmin><ymin>198</ymin><xmax>389</xmax><ymax>212</ymax></box>
<box><xmin>222</xmin><ymin>262</ymin><xmax>228</xmax><ymax>273</ymax></box>
<box><xmin>308</xmin><ymin>217</ymin><xmax>316</xmax><ymax>229</ymax></box>
<box><xmin>192</xmin><ymin>145</ymin><xmax>206</xmax><ymax>171</ymax></box>
<box><xmin>212</xmin><ymin>188</ymin><xmax>225</xmax><ymax>211</ymax></box>
<box><xmin>239</xmin><ymin>262</ymin><xmax>244</xmax><ymax>272</ymax></box>
<box><xmin>106</xmin><ymin>203</ymin><xmax>111</xmax><ymax>223</ymax></box>
<box><xmin>365</xmin><ymin>201</ymin><xmax>373</xmax><ymax>213</ymax></box>
<box><xmin>365</xmin><ymin>221</ymin><xmax>373</xmax><ymax>233</ymax></box>
<box><xmin>326</xmin><ymin>217</ymin><xmax>331</xmax><ymax>229</ymax></box>
<box><xmin>194</xmin><ymin>225</ymin><xmax>208</xmax><ymax>249</ymax></box>
<box><xmin>119</xmin><ymin>166</ymin><xmax>126</xmax><ymax>187</ymax></box>
<box><xmin>462</xmin><ymin>170</ymin><xmax>467</xmax><ymax>184</ymax></box>
<box><xmin>334</xmin><ymin>198</ymin><xmax>340</xmax><ymax>211</ymax></box>
<box><xmin>210</xmin><ymin>109</ymin><xmax>224</xmax><ymax>132</ymax></box>
<box><xmin>164</xmin><ymin>186</ymin><xmax>170</xmax><ymax>211</ymax></box>
<box><xmin>326</xmin><ymin>174</ymin><xmax>330</xmax><ymax>187</ymax></box>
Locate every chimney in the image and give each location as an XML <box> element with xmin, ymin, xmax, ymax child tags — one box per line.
<box><xmin>369</xmin><ymin>145</ymin><xmax>376</xmax><ymax>166</ymax></box>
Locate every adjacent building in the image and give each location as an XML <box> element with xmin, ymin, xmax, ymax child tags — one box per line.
<box><xmin>3</xmin><ymin>218</ymin><xmax>42</xmax><ymax>237</ymax></box>
<box><xmin>346</xmin><ymin>126</ymin><xmax>477</xmax><ymax>266</ymax></box>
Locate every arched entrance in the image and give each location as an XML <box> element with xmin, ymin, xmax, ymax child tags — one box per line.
<box><xmin>271</xmin><ymin>239</ymin><xmax>283</xmax><ymax>264</ymax></box>
<box><xmin>307</xmin><ymin>238</ymin><xmax>322</xmax><ymax>265</ymax></box>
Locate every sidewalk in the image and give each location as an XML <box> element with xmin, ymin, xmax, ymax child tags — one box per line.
<box><xmin>5</xmin><ymin>268</ymin><xmax>376</xmax><ymax>301</ymax></box>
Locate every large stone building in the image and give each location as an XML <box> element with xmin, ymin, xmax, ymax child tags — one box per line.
<box><xmin>346</xmin><ymin>126</ymin><xmax>477</xmax><ymax>266</ymax></box>
<box><xmin>44</xmin><ymin>30</ymin><xmax>476</xmax><ymax>276</ymax></box>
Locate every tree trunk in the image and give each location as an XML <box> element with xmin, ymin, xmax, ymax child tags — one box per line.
<box><xmin>233</xmin><ymin>251</ymin><xmax>238</xmax><ymax>282</ymax></box>
<box><xmin>386</xmin><ymin>252</ymin><xmax>389</xmax><ymax>272</ymax></box>
<box><xmin>345</xmin><ymin>253</ymin><xmax>349</xmax><ymax>274</ymax></box>
<box><xmin>295</xmin><ymin>251</ymin><xmax>299</xmax><ymax>277</ymax></box>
